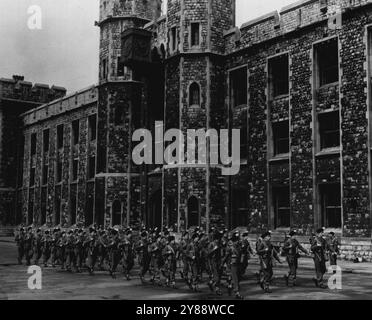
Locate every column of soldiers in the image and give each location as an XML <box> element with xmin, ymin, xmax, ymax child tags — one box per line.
<box><xmin>14</xmin><ymin>225</ymin><xmax>339</xmax><ymax>298</ymax></box>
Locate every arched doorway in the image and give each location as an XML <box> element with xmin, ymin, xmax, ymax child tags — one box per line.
<box><xmin>149</xmin><ymin>190</ymin><xmax>162</xmax><ymax>229</ymax></box>
<box><xmin>187</xmin><ymin>196</ymin><xmax>199</xmax><ymax>228</ymax></box>
<box><xmin>112</xmin><ymin>200</ymin><xmax>122</xmax><ymax>226</ymax></box>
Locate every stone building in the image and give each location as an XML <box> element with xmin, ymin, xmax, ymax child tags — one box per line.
<box><xmin>2</xmin><ymin>0</ymin><xmax>372</xmax><ymax>258</ymax></box>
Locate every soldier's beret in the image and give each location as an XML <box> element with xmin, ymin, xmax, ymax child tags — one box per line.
<box><xmin>242</xmin><ymin>231</ymin><xmax>249</xmax><ymax>237</ymax></box>
<box><xmin>141</xmin><ymin>231</ymin><xmax>148</xmax><ymax>238</ymax></box>
<box><xmin>28</xmin><ymin>227</ymin><xmax>33</xmax><ymax>231</ymax></box>
<box><xmin>168</xmin><ymin>235</ymin><xmax>175</xmax><ymax>242</ymax></box>
<box><xmin>316</xmin><ymin>228</ymin><xmax>324</xmax><ymax>234</ymax></box>
<box><xmin>289</xmin><ymin>230</ymin><xmax>297</xmax><ymax>237</ymax></box>
<box><xmin>261</xmin><ymin>232</ymin><xmax>271</xmax><ymax>238</ymax></box>
<box><xmin>37</xmin><ymin>229</ymin><xmax>41</xmax><ymax>232</ymax></box>
<box><xmin>20</xmin><ymin>227</ymin><xmax>24</xmax><ymax>231</ymax></box>
<box><xmin>45</xmin><ymin>230</ymin><xmax>50</xmax><ymax>234</ymax></box>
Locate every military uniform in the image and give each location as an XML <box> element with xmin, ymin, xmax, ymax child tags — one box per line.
<box><xmin>327</xmin><ymin>232</ymin><xmax>340</xmax><ymax>268</ymax></box>
<box><xmin>33</xmin><ymin>229</ymin><xmax>43</xmax><ymax>265</ymax></box>
<box><xmin>224</xmin><ymin>233</ymin><xmax>243</xmax><ymax>299</ymax></box>
<box><xmin>207</xmin><ymin>231</ymin><xmax>223</xmax><ymax>296</ymax></box>
<box><xmin>85</xmin><ymin>229</ymin><xmax>99</xmax><ymax>275</ymax></box>
<box><xmin>15</xmin><ymin>228</ymin><xmax>25</xmax><ymax>265</ymax></box>
<box><xmin>282</xmin><ymin>230</ymin><xmax>308</xmax><ymax>286</ymax></box>
<box><xmin>42</xmin><ymin>230</ymin><xmax>52</xmax><ymax>267</ymax></box>
<box><xmin>24</xmin><ymin>228</ymin><xmax>34</xmax><ymax>266</ymax></box>
<box><xmin>162</xmin><ymin>235</ymin><xmax>178</xmax><ymax>288</ymax></box>
<box><xmin>187</xmin><ymin>234</ymin><xmax>200</xmax><ymax>291</ymax></box>
<box><xmin>240</xmin><ymin>232</ymin><xmax>253</xmax><ymax>278</ymax></box>
<box><xmin>74</xmin><ymin>230</ymin><xmax>85</xmax><ymax>272</ymax></box>
<box><xmin>136</xmin><ymin>231</ymin><xmax>151</xmax><ymax>282</ymax></box>
<box><xmin>64</xmin><ymin>231</ymin><xmax>75</xmax><ymax>272</ymax></box>
<box><xmin>121</xmin><ymin>230</ymin><xmax>135</xmax><ymax>280</ymax></box>
<box><xmin>310</xmin><ymin>229</ymin><xmax>328</xmax><ymax>288</ymax></box>
<box><xmin>256</xmin><ymin>232</ymin><xmax>281</xmax><ymax>293</ymax></box>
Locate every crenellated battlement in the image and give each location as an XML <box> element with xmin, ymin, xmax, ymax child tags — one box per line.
<box><xmin>222</xmin><ymin>0</ymin><xmax>371</xmax><ymax>54</ymax></box>
<box><xmin>0</xmin><ymin>75</ymin><xmax>66</xmax><ymax>104</ymax></box>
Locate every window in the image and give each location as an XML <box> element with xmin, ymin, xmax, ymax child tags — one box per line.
<box><xmin>57</xmin><ymin>125</ymin><xmax>64</xmax><ymax>149</ymax></box>
<box><xmin>273</xmin><ymin>121</ymin><xmax>289</xmax><ymax>156</ymax></box>
<box><xmin>43</xmin><ymin>129</ymin><xmax>49</xmax><ymax>152</ymax></box>
<box><xmin>191</xmin><ymin>23</ymin><xmax>200</xmax><ymax>47</ymax></box>
<box><xmin>117</xmin><ymin>57</ymin><xmax>124</xmax><ymax>77</ymax></box>
<box><xmin>42</xmin><ymin>165</ymin><xmax>48</xmax><ymax>185</ymax></box>
<box><xmin>320</xmin><ymin>183</ymin><xmax>341</xmax><ymax>228</ymax></box>
<box><xmin>269</xmin><ymin>55</ymin><xmax>289</xmax><ymax>97</ymax></box>
<box><xmin>315</xmin><ymin>39</ymin><xmax>339</xmax><ymax>86</ymax></box>
<box><xmin>189</xmin><ymin>82</ymin><xmax>200</xmax><ymax>106</ymax></box>
<box><xmin>88</xmin><ymin>156</ymin><xmax>96</xmax><ymax>180</ymax></box>
<box><xmin>273</xmin><ymin>186</ymin><xmax>290</xmax><ymax>228</ymax></box>
<box><xmin>89</xmin><ymin>115</ymin><xmax>97</xmax><ymax>141</ymax></box>
<box><xmin>31</xmin><ymin>133</ymin><xmax>37</xmax><ymax>156</ymax></box>
<box><xmin>319</xmin><ymin>111</ymin><xmax>340</xmax><ymax>150</ymax></box>
<box><xmin>230</xmin><ymin>67</ymin><xmax>247</xmax><ymax>108</ymax></box>
<box><xmin>170</xmin><ymin>27</ymin><xmax>178</xmax><ymax>52</ymax></box>
<box><xmin>102</xmin><ymin>58</ymin><xmax>108</xmax><ymax>79</ymax></box>
<box><xmin>30</xmin><ymin>168</ymin><xmax>35</xmax><ymax>187</ymax></box>
<box><xmin>72</xmin><ymin>159</ymin><xmax>78</xmax><ymax>182</ymax></box>
<box><xmin>114</xmin><ymin>106</ymin><xmax>125</xmax><ymax>126</ymax></box>
<box><xmin>56</xmin><ymin>159</ymin><xmax>63</xmax><ymax>183</ymax></box>
<box><xmin>72</xmin><ymin>120</ymin><xmax>80</xmax><ymax>145</ymax></box>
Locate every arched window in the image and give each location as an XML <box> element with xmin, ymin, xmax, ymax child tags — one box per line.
<box><xmin>189</xmin><ymin>82</ymin><xmax>200</xmax><ymax>107</ymax></box>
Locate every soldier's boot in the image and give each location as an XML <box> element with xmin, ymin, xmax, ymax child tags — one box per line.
<box><xmin>312</xmin><ymin>278</ymin><xmax>319</xmax><ymax>287</ymax></box>
<box><xmin>235</xmin><ymin>292</ymin><xmax>244</xmax><ymax>300</ymax></box>
<box><xmin>208</xmin><ymin>280</ymin><xmax>214</xmax><ymax>292</ymax></box>
<box><xmin>264</xmin><ymin>287</ymin><xmax>272</xmax><ymax>294</ymax></box>
<box><xmin>227</xmin><ymin>284</ymin><xmax>233</xmax><ymax>296</ymax></box>
<box><xmin>284</xmin><ymin>274</ymin><xmax>289</xmax><ymax>287</ymax></box>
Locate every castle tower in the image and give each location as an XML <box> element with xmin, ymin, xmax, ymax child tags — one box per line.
<box><xmin>163</xmin><ymin>0</ymin><xmax>236</xmax><ymax>231</ymax></box>
<box><xmin>98</xmin><ymin>0</ymin><xmax>162</xmax><ymax>83</ymax></box>
<box><xmin>95</xmin><ymin>0</ymin><xmax>162</xmax><ymax>227</ymax></box>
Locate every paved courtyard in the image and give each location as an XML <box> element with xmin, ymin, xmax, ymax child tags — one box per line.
<box><xmin>1</xmin><ymin>239</ymin><xmax>371</xmax><ymax>300</ymax></box>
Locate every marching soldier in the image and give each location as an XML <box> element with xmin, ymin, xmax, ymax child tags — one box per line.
<box><xmin>187</xmin><ymin>233</ymin><xmax>200</xmax><ymax>291</ymax></box>
<box><xmin>97</xmin><ymin>230</ymin><xmax>109</xmax><ymax>271</ymax></box>
<box><xmin>85</xmin><ymin>228</ymin><xmax>99</xmax><ymax>275</ymax></box>
<box><xmin>179</xmin><ymin>231</ymin><xmax>190</xmax><ymax>281</ymax></box>
<box><xmin>33</xmin><ymin>229</ymin><xmax>43</xmax><ymax>265</ymax></box>
<box><xmin>282</xmin><ymin>230</ymin><xmax>309</xmax><ymax>287</ymax></box>
<box><xmin>327</xmin><ymin>232</ymin><xmax>340</xmax><ymax>271</ymax></box>
<box><xmin>42</xmin><ymin>230</ymin><xmax>52</xmax><ymax>267</ymax></box>
<box><xmin>207</xmin><ymin>230</ymin><xmax>223</xmax><ymax>296</ymax></box>
<box><xmin>310</xmin><ymin>228</ymin><xmax>328</xmax><ymax>288</ymax></box>
<box><xmin>108</xmin><ymin>228</ymin><xmax>121</xmax><ymax>279</ymax></box>
<box><xmin>50</xmin><ymin>228</ymin><xmax>60</xmax><ymax>268</ymax></box>
<box><xmin>224</xmin><ymin>232</ymin><xmax>244</xmax><ymax>299</ymax></box>
<box><xmin>24</xmin><ymin>227</ymin><xmax>34</xmax><ymax>266</ymax></box>
<box><xmin>240</xmin><ymin>231</ymin><xmax>254</xmax><ymax>278</ymax></box>
<box><xmin>137</xmin><ymin>230</ymin><xmax>151</xmax><ymax>283</ymax></box>
<box><xmin>64</xmin><ymin>230</ymin><xmax>75</xmax><ymax>272</ymax></box>
<box><xmin>256</xmin><ymin>231</ymin><xmax>282</xmax><ymax>294</ymax></box>
<box><xmin>121</xmin><ymin>229</ymin><xmax>135</xmax><ymax>280</ymax></box>
<box><xmin>58</xmin><ymin>231</ymin><xmax>67</xmax><ymax>270</ymax></box>
<box><xmin>162</xmin><ymin>235</ymin><xmax>178</xmax><ymax>288</ymax></box>
<box><xmin>149</xmin><ymin>234</ymin><xmax>165</xmax><ymax>285</ymax></box>
<box><xmin>15</xmin><ymin>227</ymin><xmax>25</xmax><ymax>265</ymax></box>
<box><xmin>74</xmin><ymin>229</ymin><xmax>85</xmax><ymax>273</ymax></box>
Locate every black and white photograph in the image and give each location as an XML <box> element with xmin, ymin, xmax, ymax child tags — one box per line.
<box><xmin>0</xmin><ymin>0</ymin><xmax>372</xmax><ymax>307</ymax></box>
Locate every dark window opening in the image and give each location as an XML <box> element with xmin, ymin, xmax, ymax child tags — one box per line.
<box><xmin>273</xmin><ymin>121</ymin><xmax>290</xmax><ymax>155</ymax></box>
<box><xmin>56</xmin><ymin>159</ymin><xmax>63</xmax><ymax>183</ymax></box>
<box><xmin>57</xmin><ymin>125</ymin><xmax>64</xmax><ymax>149</ymax></box>
<box><xmin>316</xmin><ymin>39</ymin><xmax>339</xmax><ymax>86</ymax></box>
<box><xmin>88</xmin><ymin>156</ymin><xmax>96</xmax><ymax>180</ymax></box>
<box><xmin>171</xmin><ymin>27</ymin><xmax>178</xmax><ymax>52</ymax></box>
<box><xmin>269</xmin><ymin>55</ymin><xmax>289</xmax><ymax>97</ymax></box>
<box><xmin>319</xmin><ymin>111</ymin><xmax>340</xmax><ymax>149</ymax></box>
<box><xmin>232</xmin><ymin>189</ymin><xmax>249</xmax><ymax>228</ymax></box>
<box><xmin>320</xmin><ymin>183</ymin><xmax>342</xmax><ymax>228</ymax></box>
<box><xmin>114</xmin><ymin>106</ymin><xmax>125</xmax><ymax>126</ymax></box>
<box><xmin>72</xmin><ymin>120</ymin><xmax>80</xmax><ymax>145</ymax></box>
<box><xmin>230</xmin><ymin>67</ymin><xmax>247</xmax><ymax>108</ymax></box>
<box><xmin>89</xmin><ymin>114</ymin><xmax>97</xmax><ymax>141</ymax></box>
<box><xmin>42</xmin><ymin>165</ymin><xmax>48</xmax><ymax>185</ymax></box>
<box><xmin>191</xmin><ymin>23</ymin><xmax>200</xmax><ymax>47</ymax></box>
<box><xmin>117</xmin><ymin>57</ymin><xmax>124</xmax><ymax>77</ymax></box>
<box><xmin>189</xmin><ymin>82</ymin><xmax>200</xmax><ymax>106</ymax></box>
<box><xmin>240</xmin><ymin>113</ymin><xmax>249</xmax><ymax>160</ymax></box>
<box><xmin>273</xmin><ymin>186</ymin><xmax>291</xmax><ymax>228</ymax></box>
<box><xmin>31</xmin><ymin>133</ymin><xmax>37</xmax><ymax>156</ymax></box>
<box><xmin>102</xmin><ymin>58</ymin><xmax>108</xmax><ymax>79</ymax></box>
<box><xmin>72</xmin><ymin>159</ymin><xmax>78</xmax><ymax>182</ymax></box>
<box><xmin>43</xmin><ymin>129</ymin><xmax>49</xmax><ymax>152</ymax></box>
<box><xmin>30</xmin><ymin>168</ymin><xmax>35</xmax><ymax>187</ymax></box>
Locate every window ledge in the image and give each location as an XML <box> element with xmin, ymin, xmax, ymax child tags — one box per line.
<box><xmin>316</xmin><ymin>148</ymin><xmax>340</xmax><ymax>157</ymax></box>
<box><xmin>318</xmin><ymin>81</ymin><xmax>339</xmax><ymax>90</ymax></box>
<box><xmin>269</xmin><ymin>153</ymin><xmax>290</xmax><ymax>162</ymax></box>
<box><xmin>273</xmin><ymin>94</ymin><xmax>289</xmax><ymax>100</ymax></box>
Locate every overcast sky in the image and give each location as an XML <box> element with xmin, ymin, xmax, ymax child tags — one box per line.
<box><xmin>0</xmin><ymin>0</ymin><xmax>295</xmax><ymax>93</ymax></box>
